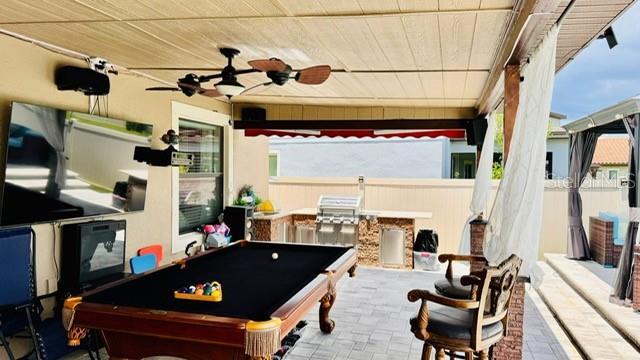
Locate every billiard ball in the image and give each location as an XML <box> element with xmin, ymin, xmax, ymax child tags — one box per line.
<box><xmin>272</xmin><ymin>252</ymin><xmax>279</xmax><ymax>260</ymax></box>
<box><xmin>188</xmin><ymin>285</ymin><xmax>196</xmax><ymax>294</ymax></box>
<box><xmin>195</xmin><ymin>288</ymin><xmax>204</xmax><ymax>296</ymax></box>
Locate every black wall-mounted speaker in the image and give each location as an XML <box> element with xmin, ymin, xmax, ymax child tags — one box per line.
<box><xmin>55</xmin><ymin>66</ymin><xmax>110</xmax><ymax>96</ymax></box>
<box><xmin>241</xmin><ymin>107</ymin><xmax>266</xmax><ymax>122</ymax></box>
<box><xmin>224</xmin><ymin>206</ymin><xmax>255</xmax><ymax>241</ymax></box>
<box><xmin>465</xmin><ymin>116</ymin><xmax>488</xmax><ymax>146</ymax></box>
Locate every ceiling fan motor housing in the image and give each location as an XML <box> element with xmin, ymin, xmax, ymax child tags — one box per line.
<box><xmin>267</xmin><ymin>65</ymin><xmax>292</xmax><ymax>86</ymax></box>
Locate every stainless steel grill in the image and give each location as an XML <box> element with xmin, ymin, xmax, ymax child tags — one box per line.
<box><xmin>316</xmin><ymin>195</ymin><xmax>361</xmax><ymax>246</ymax></box>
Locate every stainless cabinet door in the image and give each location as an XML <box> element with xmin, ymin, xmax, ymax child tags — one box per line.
<box><xmin>380</xmin><ymin>229</ymin><xmax>405</xmax><ymax>266</ymax></box>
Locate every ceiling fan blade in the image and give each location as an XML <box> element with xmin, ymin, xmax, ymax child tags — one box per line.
<box><xmin>197</xmin><ymin>88</ymin><xmax>223</xmax><ymax>97</ymax></box>
<box><xmin>177</xmin><ymin>82</ymin><xmax>199</xmax><ymax>90</ymax></box>
<box><xmin>248</xmin><ymin>58</ymin><xmax>287</xmax><ymax>72</ymax></box>
<box><xmin>146</xmin><ymin>87</ymin><xmax>181</xmax><ymax>91</ymax></box>
<box><xmin>295</xmin><ymin>65</ymin><xmax>331</xmax><ymax>85</ymax></box>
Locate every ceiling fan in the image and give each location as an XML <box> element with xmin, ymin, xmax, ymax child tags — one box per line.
<box><xmin>146</xmin><ymin>47</ymin><xmax>332</xmax><ymax>99</ymax></box>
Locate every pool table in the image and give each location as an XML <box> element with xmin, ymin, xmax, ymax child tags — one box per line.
<box><xmin>62</xmin><ymin>241</ymin><xmax>357</xmax><ymax>360</ymax></box>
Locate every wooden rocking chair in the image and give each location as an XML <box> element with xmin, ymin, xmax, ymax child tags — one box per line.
<box><xmin>408</xmin><ymin>254</ymin><xmax>522</xmax><ymax>360</ymax></box>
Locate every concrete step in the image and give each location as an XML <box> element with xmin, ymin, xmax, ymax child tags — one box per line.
<box><xmin>536</xmin><ymin>261</ymin><xmax>640</xmax><ymax>359</ymax></box>
<box><xmin>524</xmin><ymin>287</ymin><xmax>583</xmax><ymax>360</ymax></box>
<box><xmin>545</xmin><ymin>253</ymin><xmax>640</xmax><ymax>350</ymax></box>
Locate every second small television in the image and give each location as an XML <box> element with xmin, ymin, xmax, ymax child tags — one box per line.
<box><xmin>60</xmin><ymin>220</ymin><xmax>127</xmax><ymax>294</ymax></box>
<box><xmin>1</xmin><ymin>102</ymin><xmax>154</xmax><ymax>227</ymax></box>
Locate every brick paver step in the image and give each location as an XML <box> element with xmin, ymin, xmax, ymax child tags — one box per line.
<box><xmin>536</xmin><ymin>261</ymin><xmax>640</xmax><ymax>360</ymax></box>
<box><xmin>545</xmin><ymin>253</ymin><xmax>640</xmax><ymax>351</ymax></box>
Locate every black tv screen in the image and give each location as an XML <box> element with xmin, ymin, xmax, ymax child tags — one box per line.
<box><xmin>1</xmin><ymin>102</ymin><xmax>153</xmax><ymax>227</ymax></box>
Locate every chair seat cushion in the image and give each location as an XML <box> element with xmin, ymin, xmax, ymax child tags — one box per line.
<box><xmin>434</xmin><ymin>277</ymin><xmax>472</xmax><ymax>299</ymax></box>
<box><xmin>410</xmin><ymin>305</ymin><xmax>503</xmax><ymax>340</ymax></box>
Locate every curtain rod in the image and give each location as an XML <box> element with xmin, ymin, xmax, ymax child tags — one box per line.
<box><xmin>555</xmin><ymin>0</ymin><xmax>577</xmax><ymax>26</ymax></box>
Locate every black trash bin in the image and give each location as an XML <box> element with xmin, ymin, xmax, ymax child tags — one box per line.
<box><xmin>413</xmin><ymin>229</ymin><xmax>440</xmax><ymax>270</ymax></box>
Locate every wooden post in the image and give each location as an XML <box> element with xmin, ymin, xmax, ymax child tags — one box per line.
<box><xmin>503</xmin><ymin>64</ymin><xmax>520</xmax><ymax>164</ymax></box>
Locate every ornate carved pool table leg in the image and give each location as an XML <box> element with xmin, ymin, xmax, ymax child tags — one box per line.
<box><xmin>319</xmin><ymin>288</ymin><xmax>336</xmax><ymax>333</ymax></box>
<box><xmin>348</xmin><ymin>264</ymin><xmax>357</xmax><ymax>277</ymax></box>
<box><xmin>67</xmin><ymin>326</ymin><xmax>88</xmax><ymax>346</ymax></box>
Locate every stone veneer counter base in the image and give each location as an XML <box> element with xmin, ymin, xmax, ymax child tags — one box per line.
<box><xmin>253</xmin><ymin>208</ymin><xmax>432</xmax><ymax>270</ymax></box>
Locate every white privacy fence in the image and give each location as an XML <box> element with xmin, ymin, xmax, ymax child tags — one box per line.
<box><xmin>269</xmin><ymin>177</ymin><xmax>627</xmax><ymax>258</ymax></box>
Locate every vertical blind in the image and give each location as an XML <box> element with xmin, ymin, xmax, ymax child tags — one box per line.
<box><xmin>178</xmin><ymin>119</ymin><xmax>223</xmax><ymax>234</ymax></box>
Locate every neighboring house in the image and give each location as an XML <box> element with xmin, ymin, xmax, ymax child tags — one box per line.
<box><xmin>268</xmin><ymin>112</ymin><xmax>570</xmax><ymax>179</ymax></box>
<box><xmin>590</xmin><ymin>136</ymin><xmax>629</xmax><ymax>180</ymax></box>
<box><xmin>269</xmin><ymin>137</ymin><xmax>450</xmax><ymax>178</ymax></box>
<box><xmin>449</xmin><ymin>112</ymin><xmax>569</xmax><ymax>179</ymax></box>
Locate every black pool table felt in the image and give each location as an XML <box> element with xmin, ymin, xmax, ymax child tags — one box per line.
<box><xmin>84</xmin><ymin>242</ymin><xmax>350</xmax><ymax>321</ymax></box>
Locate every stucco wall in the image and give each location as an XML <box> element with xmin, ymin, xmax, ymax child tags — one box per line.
<box><xmin>449</xmin><ymin>138</ymin><xmax>569</xmax><ymax>179</ymax></box>
<box><xmin>0</xmin><ymin>34</ymin><xmax>266</xmax><ymax>296</ymax></box>
<box><xmin>270</xmin><ymin>137</ymin><xmax>449</xmax><ymax>178</ymax></box>
<box><xmin>233</xmin><ymin>130</ymin><xmax>269</xmax><ymax>200</ymax></box>
<box><xmin>547</xmin><ymin>137</ymin><xmax>569</xmax><ymax>179</ymax></box>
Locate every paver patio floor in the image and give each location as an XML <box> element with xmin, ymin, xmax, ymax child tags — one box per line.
<box><xmin>286</xmin><ymin>267</ymin><xmax>578</xmax><ymax>360</ymax></box>
<box><xmin>39</xmin><ymin>267</ymin><xmax>578</xmax><ymax>360</ymax></box>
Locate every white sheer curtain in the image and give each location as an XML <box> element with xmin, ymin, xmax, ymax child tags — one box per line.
<box><xmin>459</xmin><ymin>111</ymin><xmax>497</xmax><ymax>254</ymax></box>
<box><xmin>484</xmin><ymin>25</ymin><xmax>560</xmax><ymax>282</ymax></box>
<box><xmin>24</xmin><ymin>104</ymin><xmax>67</xmax><ymax>188</ymax></box>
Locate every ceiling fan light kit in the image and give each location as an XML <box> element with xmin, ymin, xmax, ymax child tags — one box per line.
<box><xmin>215</xmin><ymin>80</ymin><xmax>245</xmax><ymax>97</ymax></box>
<box><xmin>145</xmin><ymin>47</ymin><xmax>332</xmax><ymax>99</ymax></box>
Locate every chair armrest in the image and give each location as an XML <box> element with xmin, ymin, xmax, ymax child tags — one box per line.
<box><xmin>460</xmin><ymin>274</ymin><xmax>482</xmax><ymax>300</ymax></box>
<box><xmin>407</xmin><ymin>289</ymin><xmax>480</xmax><ymax>340</ymax></box>
<box><xmin>408</xmin><ymin>289</ymin><xmax>480</xmax><ymax>309</ymax></box>
<box><xmin>438</xmin><ymin>254</ymin><xmax>488</xmax><ymax>280</ymax></box>
<box><xmin>460</xmin><ymin>274</ymin><xmax>482</xmax><ymax>287</ymax></box>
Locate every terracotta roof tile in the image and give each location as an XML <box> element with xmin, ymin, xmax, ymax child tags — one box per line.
<box><xmin>592</xmin><ymin>137</ymin><xmax>629</xmax><ymax>166</ymax></box>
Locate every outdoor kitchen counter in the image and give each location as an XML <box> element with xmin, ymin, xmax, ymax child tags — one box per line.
<box><xmin>254</xmin><ymin>208</ymin><xmax>432</xmax><ymax>220</ymax></box>
<box><xmin>253</xmin><ymin>208</ymin><xmax>431</xmax><ymax>269</ymax></box>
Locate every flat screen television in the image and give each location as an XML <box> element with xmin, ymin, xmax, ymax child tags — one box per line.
<box><xmin>1</xmin><ymin>102</ymin><xmax>153</xmax><ymax>227</ymax></box>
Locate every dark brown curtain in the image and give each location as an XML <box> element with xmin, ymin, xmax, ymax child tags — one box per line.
<box><xmin>567</xmin><ymin>130</ymin><xmax>600</xmax><ymax>259</ymax></box>
<box><xmin>612</xmin><ymin>115</ymin><xmax>639</xmax><ymax>302</ymax></box>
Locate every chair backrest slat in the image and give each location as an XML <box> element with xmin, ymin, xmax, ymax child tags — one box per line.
<box><xmin>469</xmin><ymin>254</ymin><xmax>522</xmax><ymax>349</ymax></box>
<box><xmin>0</xmin><ymin>228</ymin><xmax>33</xmax><ymax>307</ymax></box>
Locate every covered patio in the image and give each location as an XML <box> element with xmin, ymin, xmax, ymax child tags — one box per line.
<box><xmin>0</xmin><ymin>0</ymin><xmax>636</xmax><ymax>360</ymax></box>
<box><xmin>62</xmin><ymin>267</ymin><xmax>581</xmax><ymax>360</ymax></box>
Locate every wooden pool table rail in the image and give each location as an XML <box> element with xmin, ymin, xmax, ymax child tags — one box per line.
<box><xmin>63</xmin><ymin>242</ymin><xmax>357</xmax><ymax>359</ymax></box>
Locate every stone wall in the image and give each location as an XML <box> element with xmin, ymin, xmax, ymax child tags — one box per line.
<box><xmin>469</xmin><ymin>217</ymin><xmax>524</xmax><ymax>360</ymax></box>
<box><xmin>358</xmin><ymin>217</ymin><xmax>414</xmax><ymax>269</ymax></box>
<box><xmin>255</xmin><ymin>213</ymin><xmax>415</xmax><ymax>269</ymax></box>
<box><xmin>492</xmin><ymin>279</ymin><xmax>525</xmax><ymax>360</ymax></box>
<box><xmin>470</xmin><ymin>218</ymin><xmax>488</xmax><ymax>272</ymax></box>
<box><xmin>254</xmin><ymin>216</ymin><xmax>294</xmax><ymax>242</ymax></box>
<box><xmin>589</xmin><ymin>216</ymin><xmax>622</xmax><ymax>267</ymax></box>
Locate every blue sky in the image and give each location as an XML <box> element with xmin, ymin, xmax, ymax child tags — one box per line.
<box><xmin>552</xmin><ymin>3</ymin><xmax>640</xmax><ymax>121</ymax></box>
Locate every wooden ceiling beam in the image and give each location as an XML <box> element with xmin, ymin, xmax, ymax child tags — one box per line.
<box><xmin>0</xmin><ymin>7</ymin><xmax>514</xmax><ymax>25</ymax></box>
<box><xmin>509</xmin><ymin>0</ymin><xmax>562</xmax><ymax>65</ymax></box>
<box><xmin>233</xmin><ymin>119</ymin><xmax>471</xmax><ymax>130</ymax></box>
<box><xmin>476</xmin><ymin>0</ymin><xmax>561</xmax><ymax>114</ymax></box>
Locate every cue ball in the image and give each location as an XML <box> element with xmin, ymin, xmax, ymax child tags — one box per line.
<box><xmin>272</xmin><ymin>252</ymin><xmax>279</xmax><ymax>260</ymax></box>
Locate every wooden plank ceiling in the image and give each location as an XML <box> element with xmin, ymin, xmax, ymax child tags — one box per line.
<box><xmin>0</xmin><ymin>0</ymin><xmax>633</xmax><ymax>109</ymax></box>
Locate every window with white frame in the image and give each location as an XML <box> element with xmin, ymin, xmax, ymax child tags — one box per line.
<box><xmin>608</xmin><ymin>169</ymin><xmax>618</xmax><ymax>180</ymax></box>
<box><xmin>178</xmin><ymin>119</ymin><xmax>224</xmax><ymax>234</ymax></box>
<box><xmin>171</xmin><ymin>102</ymin><xmax>232</xmax><ymax>254</ymax></box>
<box><xmin>269</xmin><ymin>151</ymin><xmax>280</xmax><ymax>177</ymax></box>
